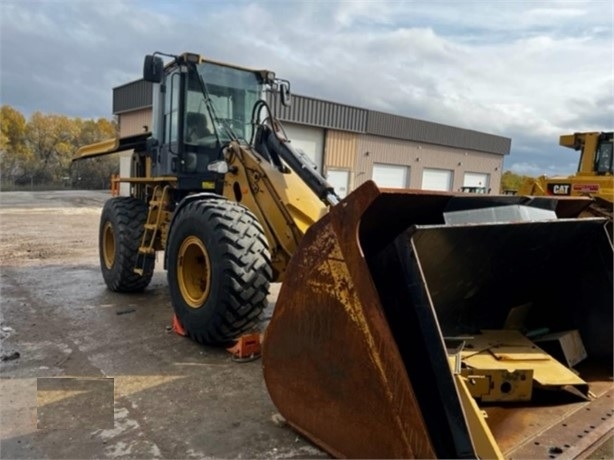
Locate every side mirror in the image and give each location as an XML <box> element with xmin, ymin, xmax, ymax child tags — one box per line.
<box><xmin>143</xmin><ymin>55</ymin><xmax>164</xmax><ymax>83</ymax></box>
<box><xmin>279</xmin><ymin>81</ymin><xmax>291</xmax><ymax>107</ymax></box>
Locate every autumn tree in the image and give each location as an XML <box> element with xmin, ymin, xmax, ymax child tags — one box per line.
<box><xmin>70</xmin><ymin>117</ymin><xmax>119</xmax><ymax>189</ymax></box>
<box><xmin>500</xmin><ymin>170</ymin><xmax>533</xmax><ymax>192</ymax></box>
<box><xmin>76</xmin><ymin>118</ymin><xmax>117</xmax><ymax>146</ymax></box>
<box><xmin>71</xmin><ymin>153</ymin><xmax>119</xmax><ymax>190</ymax></box>
<box><xmin>0</xmin><ymin>106</ymin><xmax>118</xmax><ymax>189</ymax></box>
<box><xmin>25</xmin><ymin>112</ymin><xmax>81</xmax><ymax>184</ymax></box>
<box><xmin>0</xmin><ymin>105</ymin><xmax>32</xmax><ymax>186</ymax></box>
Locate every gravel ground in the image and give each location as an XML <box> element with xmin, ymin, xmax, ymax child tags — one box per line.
<box><xmin>1</xmin><ymin>190</ymin><xmax>611</xmax><ymax>459</ymax></box>
<box><xmin>0</xmin><ymin>190</ymin><xmax>327</xmax><ymax>459</ymax></box>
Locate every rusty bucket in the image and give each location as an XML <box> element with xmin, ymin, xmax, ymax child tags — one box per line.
<box><xmin>262</xmin><ymin>181</ymin><xmax>612</xmax><ymax>459</ymax></box>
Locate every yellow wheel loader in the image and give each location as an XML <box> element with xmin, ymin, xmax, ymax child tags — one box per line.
<box><xmin>75</xmin><ymin>52</ymin><xmax>337</xmax><ymax>344</ymax></box>
<box><xmin>518</xmin><ymin>132</ymin><xmax>613</xmax><ymax>235</ymax></box>
<box><xmin>74</xmin><ymin>52</ymin><xmax>613</xmax><ymax>458</ymax></box>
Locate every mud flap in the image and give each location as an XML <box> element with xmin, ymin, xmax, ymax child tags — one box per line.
<box><xmin>262</xmin><ymin>181</ymin><xmax>612</xmax><ymax>459</ymax></box>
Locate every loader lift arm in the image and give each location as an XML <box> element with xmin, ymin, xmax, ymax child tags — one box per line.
<box><xmin>250</xmin><ymin>100</ymin><xmax>339</xmax><ymax>206</ymax></box>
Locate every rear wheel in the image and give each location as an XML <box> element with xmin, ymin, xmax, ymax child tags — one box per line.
<box><xmin>167</xmin><ymin>198</ymin><xmax>271</xmax><ymax>344</ymax></box>
<box><xmin>99</xmin><ymin>197</ymin><xmax>154</xmax><ymax>292</ymax></box>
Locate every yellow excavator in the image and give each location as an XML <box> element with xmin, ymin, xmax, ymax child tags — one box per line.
<box><xmin>518</xmin><ymin>132</ymin><xmax>613</xmax><ymax>232</ymax></box>
<box><xmin>74</xmin><ymin>52</ymin><xmax>613</xmax><ymax>459</ymax></box>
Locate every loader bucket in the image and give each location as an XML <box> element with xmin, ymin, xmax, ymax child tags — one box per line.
<box><xmin>262</xmin><ymin>181</ymin><xmax>613</xmax><ymax>459</ymax></box>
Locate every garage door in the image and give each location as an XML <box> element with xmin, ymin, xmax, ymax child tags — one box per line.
<box><xmin>372</xmin><ymin>163</ymin><xmax>409</xmax><ymax>188</ymax></box>
<box><xmin>464</xmin><ymin>172</ymin><xmax>489</xmax><ymax>188</ymax></box>
<box><xmin>422</xmin><ymin>168</ymin><xmax>453</xmax><ymax>191</ymax></box>
<box><xmin>326</xmin><ymin>169</ymin><xmax>350</xmax><ymax>198</ymax></box>
<box><xmin>282</xmin><ymin>123</ymin><xmax>324</xmax><ymax>171</ymax></box>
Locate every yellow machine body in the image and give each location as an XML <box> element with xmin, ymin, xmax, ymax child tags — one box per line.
<box><xmin>518</xmin><ymin>132</ymin><xmax>613</xmax><ymax>224</ymax></box>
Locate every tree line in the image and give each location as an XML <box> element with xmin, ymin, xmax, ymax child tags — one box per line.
<box><xmin>0</xmin><ymin>105</ymin><xmax>119</xmax><ymax>190</ymax></box>
<box><xmin>500</xmin><ymin>170</ymin><xmax>534</xmax><ymax>192</ymax></box>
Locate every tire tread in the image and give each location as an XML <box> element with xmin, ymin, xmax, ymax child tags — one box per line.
<box><xmin>99</xmin><ymin>197</ymin><xmax>154</xmax><ymax>292</ymax></box>
<box><xmin>168</xmin><ymin>198</ymin><xmax>271</xmax><ymax>344</ymax></box>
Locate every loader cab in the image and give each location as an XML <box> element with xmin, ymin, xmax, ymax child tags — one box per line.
<box><xmin>594</xmin><ymin>132</ymin><xmax>613</xmax><ymax>175</ymax></box>
<box><xmin>143</xmin><ymin>52</ymin><xmax>275</xmax><ymax>191</ymax></box>
<box><xmin>565</xmin><ymin>131</ymin><xmax>614</xmax><ymax>177</ymax></box>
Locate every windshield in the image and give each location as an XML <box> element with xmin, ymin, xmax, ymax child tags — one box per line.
<box><xmin>185</xmin><ymin>62</ymin><xmax>263</xmax><ymax>144</ymax></box>
<box><xmin>594</xmin><ymin>137</ymin><xmax>613</xmax><ymax>174</ymax></box>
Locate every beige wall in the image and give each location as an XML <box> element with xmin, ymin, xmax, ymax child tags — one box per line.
<box><xmin>325</xmin><ymin>130</ymin><xmax>357</xmax><ymax>169</ymax></box>
<box><xmin>118</xmin><ymin>108</ymin><xmax>153</xmax><ymax>137</ymax></box>
<box><xmin>323</xmin><ymin>130</ymin><xmax>357</xmax><ymax>193</ymax></box>
<box><xmin>117</xmin><ymin>109</ymin><xmax>154</xmax><ymax>194</ymax></box>
<box><xmin>354</xmin><ymin>134</ymin><xmax>503</xmax><ymax>193</ymax></box>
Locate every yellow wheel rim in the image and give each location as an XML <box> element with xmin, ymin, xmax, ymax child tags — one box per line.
<box><xmin>102</xmin><ymin>222</ymin><xmax>115</xmax><ymax>269</ymax></box>
<box><xmin>177</xmin><ymin>236</ymin><xmax>211</xmax><ymax>308</ymax></box>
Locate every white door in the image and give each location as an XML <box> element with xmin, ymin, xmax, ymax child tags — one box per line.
<box><xmin>282</xmin><ymin>123</ymin><xmax>324</xmax><ymax>171</ymax></box>
<box><xmin>422</xmin><ymin>168</ymin><xmax>453</xmax><ymax>191</ymax></box>
<box><xmin>372</xmin><ymin>163</ymin><xmax>409</xmax><ymax>188</ymax></box>
<box><xmin>326</xmin><ymin>169</ymin><xmax>350</xmax><ymax>199</ymax></box>
<box><xmin>119</xmin><ymin>153</ymin><xmax>132</xmax><ymax>196</ymax></box>
<box><xmin>463</xmin><ymin>172</ymin><xmax>489</xmax><ymax>189</ymax></box>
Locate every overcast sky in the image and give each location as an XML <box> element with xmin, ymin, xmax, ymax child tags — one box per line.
<box><xmin>1</xmin><ymin>0</ymin><xmax>612</xmax><ymax>175</ymax></box>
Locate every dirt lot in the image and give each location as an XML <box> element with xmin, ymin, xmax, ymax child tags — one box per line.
<box><xmin>2</xmin><ymin>191</ymin><xmax>613</xmax><ymax>460</ymax></box>
<box><xmin>0</xmin><ymin>190</ymin><xmax>327</xmax><ymax>459</ymax></box>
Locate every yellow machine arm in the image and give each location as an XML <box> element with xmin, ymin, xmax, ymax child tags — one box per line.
<box><xmin>221</xmin><ymin>140</ymin><xmax>328</xmax><ymax>281</ymax></box>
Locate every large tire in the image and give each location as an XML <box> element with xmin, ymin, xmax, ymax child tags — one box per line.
<box><xmin>99</xmin><ymin>197</ymin><xmax>154</xmax><ymax>292</ymax></box>
<box><xmin>167</xmin><ymin>198</ymin><xmax>271</xmax><ymax>345</ymax></box>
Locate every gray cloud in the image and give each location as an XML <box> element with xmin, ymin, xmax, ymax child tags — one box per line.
<box><xmin>1</xmin><ymin>0</ymin><xmax>611</xmax><ymax>175</ymax></box>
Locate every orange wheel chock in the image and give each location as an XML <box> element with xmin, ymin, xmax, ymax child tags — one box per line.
<box><xmin>110</xmin><ymin>174</ymin><xmax>120</xmax><ymax>196</ymax></box>
<box><xmin>227</xmin><ymin>333</ymin><xmax>262</xmax><ymax>362</ymax></box>
<box><xmin>172</xmin><ymin>314</ymin><xmax>187</xmax><ymax>336</ymax></box>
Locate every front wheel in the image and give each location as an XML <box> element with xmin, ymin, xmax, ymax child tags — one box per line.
<box><xmin>167</xmin><ymin>198</ymin><xmax>272</xmax><ymax>344</ymax></box>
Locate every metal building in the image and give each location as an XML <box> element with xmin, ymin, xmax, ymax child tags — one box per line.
<box><xmin>113</xmin><ymin>80</ymin><xmax>510</xmax><ymax>196</ymax></box>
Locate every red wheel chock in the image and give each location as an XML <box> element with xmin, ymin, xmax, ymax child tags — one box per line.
<box><xmin>172</xmin><ymin>314</ymin><xmax>187</xmax><ymax>336</ymax></box>
<box><xmin>226</xmin><ymin>333</ymin><xmax>262</xmax><ymax>362</ymax></box>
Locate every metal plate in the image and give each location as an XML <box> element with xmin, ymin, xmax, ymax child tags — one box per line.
<box><xmin>507</xmin><ymin>387</ymin><xmax>614</xmax><ymax>459</ymax></box>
